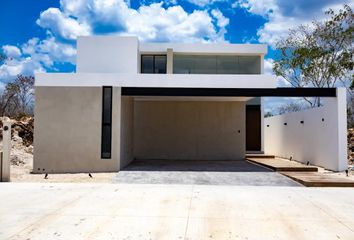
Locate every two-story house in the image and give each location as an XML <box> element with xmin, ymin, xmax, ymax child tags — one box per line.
<box><xmin>33</xmin><ymin>36</ymin><xmax>347</xmax><ymax>173</ymax></box>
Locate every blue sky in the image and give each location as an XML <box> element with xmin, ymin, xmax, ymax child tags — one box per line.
<box><xmin>0</xmin><ymin>0</ymin><xmax>352</xmax><ymax>112</ymax></box>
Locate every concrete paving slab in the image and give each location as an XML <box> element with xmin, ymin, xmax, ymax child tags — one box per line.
<box><xmin>1</xmin><ymin>183</ymin><xmax>354</xmax><ymax>240</ymax></box>
<box><xmin>114</xmin><ymin>160</ymin><xmax>302</xmax><ymax>186</ymax></box>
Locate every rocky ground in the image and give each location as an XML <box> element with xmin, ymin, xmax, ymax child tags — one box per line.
<box><xmin>1</xmin><ymin>117</ymin><xmax>354</xmax><ymax>183</ymax></box>
<box><xmin>348</xmin><ymin>128</ymin><xmax>354</xmax><ymax>165</ymax></box>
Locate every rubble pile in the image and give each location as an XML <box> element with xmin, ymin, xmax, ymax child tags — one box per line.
<box><xmin>0</xmin><ymin>117</ymin><xmax>34</xmax><ymax>167</ymax></box>
<box><xmin>349</xmin><ymin>128</ymin><xmax>354</xmax><ymax>165</ymax></box>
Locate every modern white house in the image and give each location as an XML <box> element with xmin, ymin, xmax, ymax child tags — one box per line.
<box><xmin>33</xmin><ymin>36</ymin><xmax>348</xmax><ymax>173</ymax></box>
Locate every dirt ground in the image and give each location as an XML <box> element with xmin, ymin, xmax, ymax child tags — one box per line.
<box><xmin>11</xmin><ymin>167</ymin><xmax>116</xmax><ymax>183</ymax></box>
<box><xmin>3</xmin><ymin>138</ymin><xmax>115</xmax><ymax>184</ymax></box>
<box><xmin>9</xmin><ymin>151</ymin><xmax>115</xmax><ymax>183</ymax></box>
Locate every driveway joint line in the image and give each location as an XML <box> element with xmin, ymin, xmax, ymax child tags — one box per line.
<box><xmin>184</xmin><ymin>185</ymin><xmax>194</xmax><ymax>240</ymax></box>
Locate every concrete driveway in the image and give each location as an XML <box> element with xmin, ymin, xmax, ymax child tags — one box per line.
<box><xmin>0</xmin><ymin>183</ymin><xmax>354</xmax><ymax>240</ymax></box>
<box><xmin>114</xmin><ymin>160</ymin><xmax>301</xmax><ymax>186</ymax></box>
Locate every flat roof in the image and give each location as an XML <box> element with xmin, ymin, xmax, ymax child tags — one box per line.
<box><xmin>122</xmin><ymin>87</ymin><xmax>337</xmax><ymax>97</ymax></box>
<box><xmin>139</xmin><ymin>43</ymin><xmax>267</xmax><ymax>55</ymax></box>
<box><xmin>78</xmin><ymin>36</ymin><xmax>267</xmax><ymax>55</ymax></box>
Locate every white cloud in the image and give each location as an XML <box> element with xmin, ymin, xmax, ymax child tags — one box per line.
<box><xmin>234</xmin><ymin>0</ymin><xmax>275</xmax><ymax>17</ymax></box>
<box><xmin>51</xmin><ymin>0</ymin><xmax>229</xmax><ymax>43</ymax></box>
<box><xmin>124</xmin><ymin>3</ymin><xmax>225</xmax><ymax>42</ymax></box>
<box><xmin>37</xmin><ymin>7</ymin><xmax>91</xmax><ymax>40</ymax></box>
<box><xmin>186</xmin><ymin>0</ymin><xmax>223</xmax><ymax>7</ymax></box>
<box><xmin>0</xmin><ymin>37</ymin><xmax>76</xmax><ymax>82</ymax></box>
<box><xmin>35</xmin><ymin>37</ymin><xmax>77</xmax><ymax>65</ymax></box>
<box><xmin>0</xmin><ymin>56</ymin><xmax>45</xmax><ymax>82</ymax></box>
<box><xmin>235</xmin><ymin>0</ymin><xmax>354</xmax><ymax>47</ymax></box>
<box><xmin>20</xmin><ymin>37</ymin><xmax>76</xmax><ymax>69</ymax></box>
<box><xmin>2</xmin><ymin>45</ymin><xmax>22</xmax><ymax>59</ymax></box>
<box><xmin>1</xmin><ymin>0</ymin><xmax>230</xmax><ymax>80</ymax></box>
<box><xmin>211</xmin><ymin>9</ymin><xmax>229</xmax><ymax>28</ymax></box>
<box><xmin>263</xmin><ymin>57</ymin><xmax>274</xmax><ymax>76</ymax></box>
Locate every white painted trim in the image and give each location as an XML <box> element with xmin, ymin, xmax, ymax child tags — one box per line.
<box><xmin>35</xmin><ymin>73</ymin><xmax>277</xmax><ymax>88</ymax></box>
<box><xmin>140</xmin><ymin>43</ymin><xmax>267</xmax><ymax>55</ymax></box>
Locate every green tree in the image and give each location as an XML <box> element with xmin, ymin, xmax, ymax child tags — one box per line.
<box><xmin>273</xmin><ymin>5</ymin><xmax>354</xmax><ymax>107</ymax></box>
<box><xmin>277</xmin><ymin>102</ymin><xmax>304</xmax><ymax>115</ymax></box>
<box><xmin>264</xmin><ymin>112</ymin><xmax>273</xmax><ymax>118</ymax></box>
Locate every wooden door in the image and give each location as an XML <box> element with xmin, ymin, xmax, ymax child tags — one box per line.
<box><xmin>246</xmin><ymin>105</ymin><xmax>261</xmax><ymax>151</ymax></box>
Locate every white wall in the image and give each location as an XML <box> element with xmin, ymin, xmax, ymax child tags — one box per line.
<box><xmin>77</xmin><ymin>36</ymin><xmax>139</xmax><ymax>73</ymax></box>
<box><xmin>264</xmin><ymin>88</ymin><xmax>347</xmax><ymax>171</ymax></box>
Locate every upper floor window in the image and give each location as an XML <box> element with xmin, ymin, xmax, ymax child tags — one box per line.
<box><xmin>141</xmin><ymin>55</ymin><xmax>167</xmax><ymax>74</ymax></box>
<box><xmin>173</xmin><ymin>55</ymin><xmax>261</xmax><ymax>74</ymax></box>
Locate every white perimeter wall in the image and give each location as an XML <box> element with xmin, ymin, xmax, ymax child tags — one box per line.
<box><xmin>264</xmin><ymin>88</ymin><xmax>347</xmax><ymax>171</ymax></box>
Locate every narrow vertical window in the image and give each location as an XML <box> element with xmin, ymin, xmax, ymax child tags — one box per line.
<box><xmin>101</xmin><ymin>86</ymin><xmax>112</xmax><ymax>159</ymax></box>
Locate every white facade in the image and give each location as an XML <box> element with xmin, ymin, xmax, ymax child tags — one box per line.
<box><xmin>33</xmin><ymin>36</ymin><xmax>347</xmax><ymax>173</ymax></box>
<box><xmin>37</xmin><ymin>36</ymin><xmax>274</xmax><ymax>88</ymax></box>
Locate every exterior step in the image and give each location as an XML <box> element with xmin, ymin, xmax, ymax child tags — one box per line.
<box><xmin>246</xmin><ymin>157</ymin><xmax>318</xmax><ymax>172</ymax></box>
<box><xmin>281</xmin><ymin>172</ymin><xmax>354</xmax><ymax>187</ymax></box>
<box><xmin>245</xmin><ymin>154</ymin><xmax>275</xmax><ymax>159</ymax></box>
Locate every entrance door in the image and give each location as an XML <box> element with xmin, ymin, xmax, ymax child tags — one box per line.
<box><xmin>246</xmin><ymin>105</ymin><xmax>261</xmax><ymax>151</ymax></box>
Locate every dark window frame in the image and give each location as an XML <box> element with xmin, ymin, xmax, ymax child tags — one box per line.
<box><xmin>141</xmin><ymin>54</ymin><xmax>167</xmax><ymax>74</ymax></box>
<box><xmin>172</xmin><ymin>55</ymin><xmax>261</xmax><ymax>74</ymax></box>
<box><xmin>101</xmin><ymin>86</ymin><xmax>113</xmax><ymax>159</ymax></box>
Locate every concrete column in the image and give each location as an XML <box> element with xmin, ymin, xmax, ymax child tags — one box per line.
<box><xmin>260</xmin><ymin>97</ymin><xmax>265</xmax><ymax>153</ymax></box>
<box><xmin>167</xmin><ymin>48</ymin><xmax>173</xmax><ymax>74</ymax></box>
<box><xmin>260</xmin><ymin>54</ymin><xmax>265</xmax><ymax>74</ymax></box>
<box><xmin>1</xmin><ymin>117</ymin><xmax>11</xmax><ymax>182</ymax></box>
<box><xmin>332</xmin><ymin>88</ymin><xmax>347</xmax><ymax>171</ymax></box>
<box><xmin>119</xmin><ymin>96</ymin><xmax>134</xmax><ymax>170</ymax></box>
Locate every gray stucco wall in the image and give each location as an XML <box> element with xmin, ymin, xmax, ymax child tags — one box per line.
<box><xmin>33</xmin><ymin>86</ymin><xmax>121</xmax><ymax>173</ymax></box>
<box><xmin>133</xmin><ymin>101</ymin><xmax>246</xmax><ymax>160</ymax></box>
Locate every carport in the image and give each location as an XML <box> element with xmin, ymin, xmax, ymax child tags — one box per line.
<box><xmin>119</xmin><ymin>87</ymin><xmax>344</xmax><ymax>175</ymax></box>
